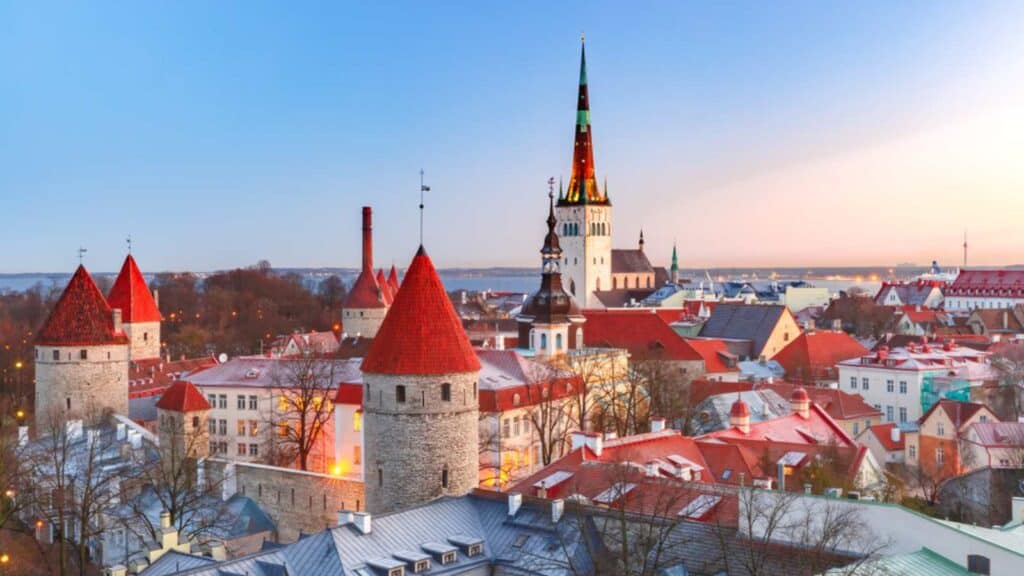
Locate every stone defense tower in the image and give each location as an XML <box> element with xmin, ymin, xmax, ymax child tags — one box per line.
<box><xmin>342</xmin><ymin>207</ymin><xmax>389</xmax><ymax>338</ymax></box>
<box><xmin>361</xmin><ymin>246</ymin><xmax>481</xmax><ymax>515</ymax></box>
<box><xmin>518</xmin><ymin>189</ymin><xmax>586</xmax><ymax>357</ymax></box>
<box><xmin>556</xmin><ymin>37</ymin><xmax>612</xmax><ymax>309</ymax></box>
<box><xmin>107</xmin><ymin>254</ymin><xmax>163</xmax><ymax>361</ymax></box>
<box><xmin>35</xmin><ymin>265</ymin><xmax>129</xmax><ymax>427</ymax></box>
<box><xmin>155</xmin><ymin>380</ymin><xmax>211</xmax><ymax>469</ymax></box>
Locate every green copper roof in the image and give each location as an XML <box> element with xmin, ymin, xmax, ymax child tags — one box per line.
<box><xmin>671</xmin><ymin>243</ymin><xmax>679</xmax><ymax>272</ymax></box>
<box><xmin>825</xmin><ymin>548</ymin><xmax>969</xmax><ymax>575</ymax></box>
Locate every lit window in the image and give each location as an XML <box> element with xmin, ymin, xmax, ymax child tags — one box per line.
<box><xmin>353</xmin><ymin>410</ymin><xmax>362</xmax><ymax>431</ymax></box>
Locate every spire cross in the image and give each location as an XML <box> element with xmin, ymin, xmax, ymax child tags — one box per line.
<box><xmin>77</xmin><ymin>247</ymin><xmax>88</xmax><ymax>265</ymax></box>
<box><xmin>547</xmin><ymin>177</ymin><xmax>555</xmax><ymax>199</ymax></box>
<box><xmin>419</xmin><ymin>169</ymin><xmax>431</xmax><ymax>246</ymax></box>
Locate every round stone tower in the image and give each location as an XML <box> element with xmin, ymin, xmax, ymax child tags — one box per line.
<box><xmin>361</xmin><ymin>245</ymin><xmax>481</xmax><ymax>515</ymax></box>
<box><xmin>34</xmin><ymin>265</ymin><xmax>130</xmax><ymax>427</ymax></box>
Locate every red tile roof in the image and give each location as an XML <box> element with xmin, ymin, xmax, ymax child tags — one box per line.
<box><xmin>362</xmin><ymin>246</ymin><xmax>481</xmax><ymax>375</ymax></box>
<box><xmin>773</xmin><ymin>330</ymin><xmax>868</xmax><ymax>383</ymax></box>
<box><xmin>376</xmin><ymin>268</ymin><xmax>394</xmax><ymax>305</ymax></box>
<box><xmin>685</xmin><ymin>338</ymin><xmax>738</xmax><ymax>373</ymax></box>
<box><xmin>128</xmin><ymin>356</ymin><xmax>219</xmax><ymax>399</ymax></box>
<box><xmin>688</xmin><ymin>379</ymin><xmax>882</xmax><ymax>421</ymax></box>
<box><xmin>343</xmin><ymin>267</ymin><xmax>387</xmax><ymax>310</ymax></box>
<box><xmin>865</xmin><ymin>423</ymin><xmax>904</xmax><ymax>451</ymax></box>
<box><xmin>582</xmin><ymin>310</ymin><xmax>702</xmax><ymax>361</ymax></box>
<box><xmin>387</xmin><ymin>265</ymin><xmax>400</xmax><ymax>294</ymax></box>
<box><xmin>107</xmin><ymin>255</ymin><xmax>162</xmax><ymax>323</ymax></box>
<box><xmin>37</xmin><ymin>265</ymin><xmax>129</xmax><ymax>347</ymax></box>
<box><xmin>155</xmin><ymin>380</ymin><xmax>211</xmax><ymax>412</ymax></box>
<box><xmin>334</xmin><ymin>382</ymin><xmax>364</xmax><ymax>405</ymax></box>
<box><xmin>920</xmin><ymin>399</ymin><xmax>992</xmax><ymax>430</ymax></box>
<box><xmin>948</xmin><ymin>269</ymin><xmax>1024</xmax><ymax>296</ymax></box>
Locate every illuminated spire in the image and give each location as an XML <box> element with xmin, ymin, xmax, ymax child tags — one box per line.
<box><xmin>563</xmin><ymin>36</ymin><xmax>607</xmax><ymax>206</ymax></box>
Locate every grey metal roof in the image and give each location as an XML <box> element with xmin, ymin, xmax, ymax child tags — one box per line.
<box><xmin>699</xmin><ymin>303</ymin><xmax>789</xmax><ymax>358</ymax></box>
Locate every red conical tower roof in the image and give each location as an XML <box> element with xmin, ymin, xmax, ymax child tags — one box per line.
<box><xmin>343</xmin><ymin>268</ymin><xmax>387</xmax><ymax>309</ymax></box>
<box><xmin>37</xmin><ymin>266</ymin><xmax>129</xmax><ymax>347</ymax></box>
<box><xmin>376</xmin><ymin>268</ymin><xmax>393</xmax><ymax>305</ymax></box>
<box><xmin>362</xmin><ymin>246</ymin><xmax>480</xmax><ymax>375</ymax></box>
<box><xmin>156</xmin><ymin>380</ymin><xmax>210</xmax><ymax>412</ymax></box>
<box><xmin>387</xmin><ymin>265</ymin><xmax>400</xmax><ymax>294</ymax></box>
<box><xmin>107</xmin><ymin>254</ymin><xmax>162</xmax><ymax>323</ymax></box>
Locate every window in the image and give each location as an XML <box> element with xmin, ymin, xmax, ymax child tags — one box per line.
<box><xmin>249</xmin><ymin>420</ymin><xmax>258</xmax><ymax>436</ymax></box>
<box><xmin>143</xmin><ymin>332</ymin><xmax>148</xmax><ymax>341</ymax></box>
<box><xmin>208</xmin><ymin>394</ymin><xmax>216</xmax><ymax>407</ymax></box>
<box><xmin>886</xmin><ymin>406</ymin><xmax>893</xmax><ymax>422</ymax></box>
<box><xmin>396</xmin><ymin>385</ymin><xmax>406</xmax><ymax>403</ymax></box>
<box><xmin>353</xmin><ymin>410</ymin><xmax>362</xmax><ymax>431</ymax></box>
<box><xmin>936</xmin><ymin>445</ymin><xmax>945</xmax><ymax>466</ymax></box>
<box><xmin>853</xmin><ymin>422</ymin><xmax>860</xmax><ymax>435</ymax></box>
<box><xmin>414</xmin><ymin>559</ymin><xmax>430</xmax><ymax>573</ymax></box>
<box><xmin>473</xmin><ymin>383</ymin><xmax>477</xmax><ymax>400</ymax></box>
<box><xmin>378</xmin><ymin>468</ymin><xmax>383</xmax><ymax>487</ymax></box>
<box><xmin>540</xmin><ymin>333</ymin><xmax>547</xmax><ymax>350</ymax></box>
<box><xmin>937</xmin><ymin>422</ymin><xmax>946</xmax><ymax>437</ymax></box>
<box><xmin>441</xmin><ymin>383</ymin><xmax>451</xmax><ymax>402</ymax></box>
<box><xmin>899</xmin><ymin>381</ymin><xmax>907</xmax><ymax>394</ymax></box>
<box><xmin>353</xmin><ymin>445</ymin><xmax>361</xmax><ymax>465</ymax></box>
<box><xmin>502</xmin><ymin>418</ymin><xmax>510</xmax><ymax>438</ymax></box>
<box><xmin>442</xmin><ymin>465</ymin><xmax>449</xmax><ymax>488</ymax></box>
<box><xmin>513</xmin><ymin>393</ymin><xmax>521</xmax><ymax>407</ymax></box>
<box><xmin>909</xmin><ymin>445</ymin><xmax>917</xmax><ymax>459</ymax></box>
<box><xmin>861</xmin><ymin>378</ymin><xmax>869</xmax><ymax>390</ymax></box>
<box><xmin>850</xmin><ymin>377</ymin><xmax>857</xmax><ymax>389</ymax></box>
<box><xmin>980</xmin><ymin>414</ymin><xmax>988</xmax><ymax>423</ymax></box>
<box><xmin>237</xmin><ymin>395</ymin><xmax>246</xmax><ymax>410</ymax></box>
<box><xmin>556</xmin><ymin>333</ymin><xmax>563</xmax><ymax>350</ymax></box>
<box><xmin>468</xmin><ymin>543</ymin><xmax>483</xmax><ymax>557</ymax></box>
<box><xmin>279</xmin><ymin>422</ymin><xmax>289</xmax><ymax>437</ymax></box>
<box><xmin>218</xmin><ymin>395</ymin><xmax>227</xmax><ymax>409</ymax></box>
<box><xmin>237</xmin><ymin>443</ymin><xmax>247</xmax><ymax>456</ymax></box>
<box><xmin>66</xmin><ymin>397</ymin><xmax>72</xmax><ymax>410</ymax></box>
<box><xmin>441</xmin><ymin>551</ymin><xmax>457</xmax><ymax>565</ymax></box>
<box><xmin>219</xmin><ymin>420</ymin><xmax>227</xmax><ymax>435</ymax></box>
<box><xmin>513</xmin><ymin>416</ymin><xmax>520</xmax><ymax>437</ymax></box>
<box><xmin>249</xmin><ymin>395</ymin><xmax>258</xmax><ymax>410</ymax></box>
<box><xmin>79</xmin><ymin>349</ymin><xmax>88</xmax><ymax>360</ymax></box>
<box><xmin>387</xmin><ymin>568</ymin><xmax>404</xmax><ymax>576</ymax></box>
<box><xmin>249</xmin><ymin>444</ymin><xmax>258</xmax><ymax>457</ymax></box>
<box><xmin>899</xmin><ymin>407</ymin><xmax>907</xmax><ymax>423</ymax></box>
<box><xmin>208</xmin><ymin>419</ymin><xmax>217</xmax><ymax>435</ymax></box>
<box><xmin>53</xmin><ymin>349</ymin><xmax>60</xmax><ymax>361</ymax></box>
<box><xmin>192</xmin><ymin>416</ymin><xmax>200</xmax><ymax>428</ymax></box>
<box><xmin>886</xmin><ymin>380</ymin><xmax>894</xmax><ymax>393</ymax></box>
<box><xmin>999</xmin><ymin>458</ymin><xmax>1010</xmax><ymax>467</ymax></box>
<box><xmin>218</xmin><ymin>441</ymin><xmax>227</xmax><ymax>453</ymax></box>
<box><xmin>237</xmin><ymin>421</ymin><xmax>246</xmax><ymax>435</ymax></box>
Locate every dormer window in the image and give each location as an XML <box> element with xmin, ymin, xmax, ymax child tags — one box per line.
<box><xmin>467</xmin><ymin>544</ymin><xmax>483</xmax><ymax>557</ymax></box>
<box><xmin>388</xmin><ymin>569</ymin><xmax>404</xmax><ymax>576</ymax></box>
<box><xmin>441</xmin><ymin>552</ymin><xmax>456</xmax><ymax>565</ymax></box>
<box><xmin>414</xmin><ymin>560</ymin><xmax>430</xmax><ymax>573</ymax></box>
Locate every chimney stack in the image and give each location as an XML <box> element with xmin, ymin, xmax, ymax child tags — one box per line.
<box><xmin>361</xmin><ymin>206</ymin><xmax>373</xmax><ymax>271</ymax></box>
<box><xmin>551</xmin><ymin>499</ymin><xmax>564</xmax><ymax>523</ymax></box>
<box><xmin>508</xmin><ymin>492</ymin><xmax>523</xmax><ymax>516</ymax></box>
<box><xmin>353</xmin><ymin>512</ymin><xmax>372</xmax><ymax>534</ymax></box>
<box><xmin>112</xmin><ymin>308</ymin><xmax>123</xmax><ymax>334</ymax></box>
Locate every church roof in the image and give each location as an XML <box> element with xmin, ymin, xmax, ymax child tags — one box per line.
<box><xmin>155</xmin><ymin>380</ymin><xmax>211</xmax><ymax>412</ymax></box>
<box><xmin>611</xmin><ymin>249</ymin><xmax>653</xmax><ymax>275</ymax></box>
<box><xmin>362</xmin><ymin>246</ymin><xmax>480</xmax><ymax>375</ymax></box>
<box><xmin>107</xmin><ymin>254</ymin><xmax>162</xmax><ymax>323</ymax></box>
<box><xmin>343</xmin><ymin>267</ymin><xmax>387</xmax><ymax>310</ymax></box>
<box><xmin>37</xmin><ymin>265</ymin><xmax>129</xmax><ymax>347</ymax></box>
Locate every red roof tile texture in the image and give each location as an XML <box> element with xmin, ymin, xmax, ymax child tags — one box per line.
<box><xmin>107</xmin><ymin>255</ymin><xmax>162</xmax><ymax>323</ymax></box>
<box><xmin>376</xmin><ymin>268</ymin><xmax>394</xmax><ymax>305</ymax></box>
<box><xmin>362</xmin><ymin>246</ymin><xmax>481</xmax><ymax>375</ymax></box>
<box><xmin>387</xmin><ymin>265</ymin><xmax>401</xmax><ymax>294</ymax></box>
<box><xmin>685</xmin><ymin>338</ymin><xmax>738</xmax><ymax>373</ymax></box>
<box><xmin>773</xmin><ymin>330</ymin><xmax>868</xmax><ymax>383</ymax></box>
<box><xmin>582</xmin><ymin>310</ymin><xmax>702</xmax><ymax>361</ymax></box>
<box><xmin>155</xmin><ymin>380</ymin><xmax>211</xmax><ymax>412</ymax></box>
<box><xmin>37</xmin><ymin>266</ymin><xmax>129</xmax><ymax>347</ymax></box>
<box><xmin>343</xmin><ymin>267</ymin><xmax>387</xmax><ymax>309</ymax></box>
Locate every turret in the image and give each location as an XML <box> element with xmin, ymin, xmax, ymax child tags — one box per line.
<box><xmin>342</xmin><ymin>207</ymin><xmax>388</xmax><ymax>338</ymax></box>
<box><xmin>361</xmin><ymin>246</ymin><xmax>481</xmax><ymax>514</ymax></box>
<box><xmin>108</xmin><ymin>254</ymin><xmax>163</xmax><ymax>360</ymax></box>
<box><xmin>730</xmin><ymin>396</ymin><xmax>751</xmax><ymax>434</ymax></box>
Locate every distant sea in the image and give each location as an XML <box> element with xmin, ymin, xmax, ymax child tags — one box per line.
<box><xmin>0</xmin><ymin>266</ymin><xmax>923</xmax><ymax>297</ymax></box>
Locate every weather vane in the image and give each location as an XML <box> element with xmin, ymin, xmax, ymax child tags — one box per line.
<box><xmin>77</xmin><ymin>247</ymin><xmax>88</xmax><ymax>265</ymax></box>
<box><xmin>419</xmin><ymin>169</ymin><xmax>431</xmax><ymax>246</ymax></box>
<box><xmin>126</xmin><ymin>233</ymin><xmax>132</xmax><ymax>254</ymax></box>
<box><xmin>548</xmin><ymin>176</ymin><xmax>556</xmax><ymax>199</ymax></box>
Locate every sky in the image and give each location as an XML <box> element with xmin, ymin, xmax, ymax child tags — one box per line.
<box><xmin>3</xmin><ymin>1</ymin><xmax>1024</xmax><ymax>272</ymax></box>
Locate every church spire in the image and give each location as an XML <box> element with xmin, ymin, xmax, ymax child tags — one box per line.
<box><xmin>671</xmin><ymin>242</ymin><xmax>679</xmax><ymax>284</ymax></box>
<box><xmin>563</xmin><ymin>35</ymin><xmax>606</xmax><ymax>206</ymax></box>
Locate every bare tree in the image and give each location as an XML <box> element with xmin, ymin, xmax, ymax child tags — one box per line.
<box><xmin>522</xmin><ymin>361</ymin><xmax>576</xmax><ymax>467</ymax></box>
<box><xmin>0</xmin><ymin>397</ymin><xmax>27</xmax><ymax>533</ymax></box>
<box><xmin>24</xmin><ymin>409</ymin><xmax>125</xmax><ymax>576</ymax></box>
<box><xmin>268</xmin><ymin>353</ymin><xmax>340</xmax><ymax>471</ymax></box>
<box><xmin>991</xmin><ymin>343</ymin><xmax>1024</xmax><ymax>421</ymax></box>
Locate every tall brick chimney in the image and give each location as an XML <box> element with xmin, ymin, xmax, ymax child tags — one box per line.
<box><xmin>362</xmin><ymin>206</ymin><xmax>373</xmax><ymax>271</ymax></box>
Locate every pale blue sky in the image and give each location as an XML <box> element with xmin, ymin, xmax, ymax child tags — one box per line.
<box><xmin>3</xmin><ymin>1</ymin><xmax>1023</xmax><ymax>272</ymax></box>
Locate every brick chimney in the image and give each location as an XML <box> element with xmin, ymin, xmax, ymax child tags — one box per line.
<box><xmin>361</xmin><ymin>206</ymin><xmax>373</xmax><ymax>271</ymax></box>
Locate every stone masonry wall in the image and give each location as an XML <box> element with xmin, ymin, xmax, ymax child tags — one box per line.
<box><xmin>124</xmin><ymin>320</ymin><xmax>161</xmax><ymax>360</ymax></box>
<box><xmin>35</xmin><ymin>344</ymin><xmax>129</xmax><ymax>427</ymax></box>
<box><xmin>363</xmin><ymin>371</ymin><xmax>479</xmax><ymax>515</ymax></box>
<box><xmin>205</xmin><ymin>459</ymin><xmax>364</xmax><ymax>543</ymax></box>
<box><xmin>342</xmin><ymin>308</ymin><xmax>387</xmax><ymax>338</ymax></box>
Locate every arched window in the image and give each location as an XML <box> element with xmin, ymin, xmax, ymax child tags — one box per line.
<box><xmin>576</xmin><ymin>327</ymin><xmax>583</xmax><ymax>348</ymax></box>
<box><xmin>442</xmin><ymin>464</ymin><xmax>450</xmax><ymax>488</ymax></box>
<box><xmin>441</xmin><ymin>383</ymin><xmax>451</xmax><ymax>402</ymax></box>
<box><xmin>540</xmin><ymin>333</ymin><xmax>547</xmax><ymax>350</ymax></box>
<box><xmin>513</xmin><ymin>393</ymin><xmax>521</xmax><ymax>407</ymax></box>
<box><xmin>556</xmin><ymin>333</ymin><xmax>563</xmax><ymax>350</ymax></box>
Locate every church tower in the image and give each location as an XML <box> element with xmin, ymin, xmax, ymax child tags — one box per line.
<box><xmin>107</xmin><ymin>254</ymin><xmax>163</xmax><ymax>361</ymax></box>
<box><xmin>556</xmin><ymin>37</ymin><xmax>612</xmax><ymax>309</ymax></box>
<box><xmin>34</xmin><ymin>265</ymin><xmax>129</xmax><ymax>426</ymax></box>
<box><xmin>518</xmin><ymin>188</ymin><xmax>586</xmax><ymax>358</ymax></box>
<box><xmin>360</xmin><ymin>246</ymin><xmax>481</xmax><ymax>514</ymax></box>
